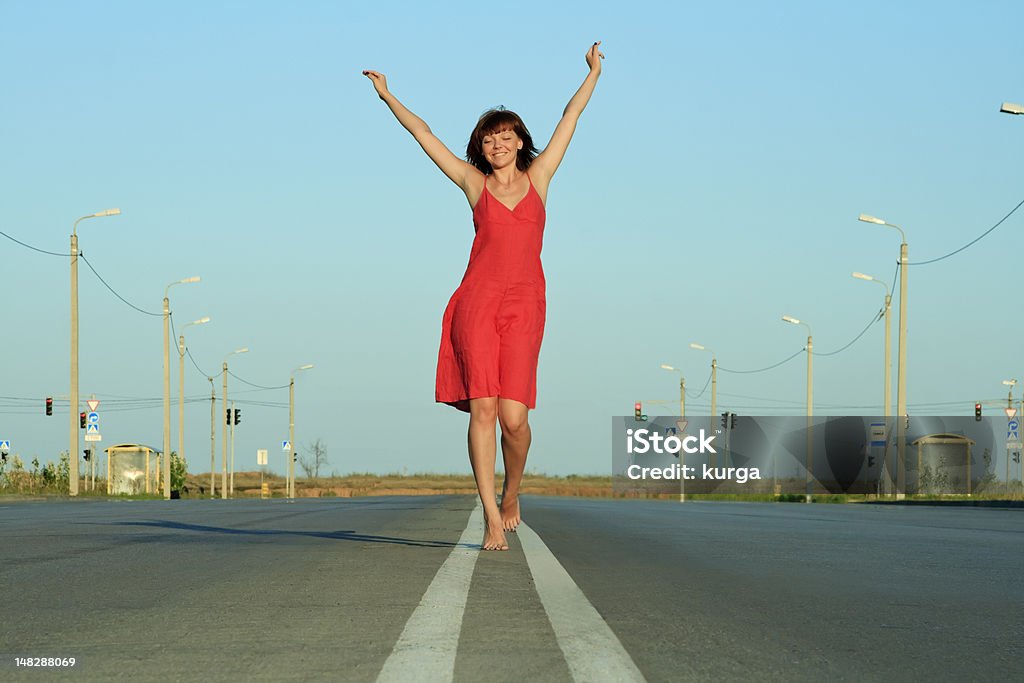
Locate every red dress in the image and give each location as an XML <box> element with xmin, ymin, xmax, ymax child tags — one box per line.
<box><xmin>435</xmin><ymin>173</ymin><xmax>546</xmax><ymax>412</ymax></box>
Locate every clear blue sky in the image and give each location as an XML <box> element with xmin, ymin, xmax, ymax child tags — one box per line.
<box><xmin>2</xmin><ymin>0</ymin><xmax>1022</xmax><ymax>476</ymax></box>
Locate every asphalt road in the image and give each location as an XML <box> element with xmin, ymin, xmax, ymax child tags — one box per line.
<box><xmin>0</xmin><ymin>496</ymin><xmax>1020</xmax><ymax>681</ymax></box>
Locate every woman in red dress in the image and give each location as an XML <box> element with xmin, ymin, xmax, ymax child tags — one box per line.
<box><xmin>363</xmin><ymin>42</ymin><xmax>604</xmax><ymax>550</ymax></box>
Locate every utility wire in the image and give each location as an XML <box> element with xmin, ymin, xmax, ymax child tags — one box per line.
<box><xmin>718</xmin><ymin>348</ymin><xmax>804</xmax><ymax>375</ymax></box>
<box><xmin>909</xmin><ymin>196</ymin><xmax>1024</xmax><ymax>266</ymax></box>
<box><xmin>0</xmin><ymin>229</ymin><xmax>70</xmax><ymax>256</ymax></box>
<box><xmin>816</xmin><ymin>308</ymin><xmax>881</xmax><ymax>357</ymax></box>
<box><xmin>226</xmin><ymin>370</ymin><xmax>288</xmax><ymax>391</ymax></box>
<box><xmin>685</xmin><ymin>369</ymin><xmax>713</xmax><ymax>399</ymax></box>
<box><xmin>79</xmin><ymin>254</ymin><xmax>162</xmax><ymax>316</ymax></box>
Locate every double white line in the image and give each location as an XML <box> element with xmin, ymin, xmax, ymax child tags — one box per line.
<box><xmin>376</xmin><ymin>503</ymin><xmax>644</xmax><ymax>682</ymax></box>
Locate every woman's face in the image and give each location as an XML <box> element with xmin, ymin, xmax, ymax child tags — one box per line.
<box><xmin>481</xmin><ymin>127</ymin><xmax>522</xmax><ymax>170</ymax></box>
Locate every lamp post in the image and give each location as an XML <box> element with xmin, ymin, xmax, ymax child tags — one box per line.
<box><xmin>209</xmin><ymin>375</ymin><xmax>216</xmax><ymax>498</ymax></box>
<box><xmin>852</xmin><ymin>273</ymin><xmax>892</xmax><ymax>418</ymax></box>
<box><xmin>163</xmin><ymin>277</ymin><xmax>200</xmax><ymax>499</ymax></box>
<box><xmin>70</xmin><ymin>208</ymin><xmax>120</xmax><ymax>496</ymax></box>
<box><xmin>860</xmin><ymin>213</ymin><xmax>908</xmax><ymax>498</ymax></box>
<box><xmin>783</xmin><ymin>315</ymin><xmax>812</xmax><ymax>501</ymax></box>
<box><xmin>222</xmin><ymin>348</ymin><xmax>248</xmax><ymax>499</ymax></box>
<box><xmin>688</xmin><ymin>343</ymin><xmax>716</xmax><ymax>435</ymax></box>
<box><xmin>289</xmin><ymin>364</ymin><xmax>314</xmax><ymax>500</ymax></box>
<box><xmin>661</xmin><ymin>364</ymin><xmax>687</xmax><ymax>503</ymax></box>
<box><xmin>177</xmin><ymin>316</ymin><xmax>209</xmax><ymax>485</ymax></box>
<box><xmin>659</xmin><ymin>365</ymin><xmax>685</xmax><ymax>417</ymax></box>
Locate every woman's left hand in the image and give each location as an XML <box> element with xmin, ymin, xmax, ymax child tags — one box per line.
<box><xmin>585</xmin><ymin>41</ymin><xmax>604</xmax><ymax>74</ymax></box>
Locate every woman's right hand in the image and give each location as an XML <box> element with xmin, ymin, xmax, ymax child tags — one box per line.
<box><xmin>362</xmin><ymin>70</ymin><xmax>390</xmax><ymax>100</ymax></box>
<box><xmin>585</xmin><ymin>41</ymin><xmax>604</xmax><ymax>74</ymax></box>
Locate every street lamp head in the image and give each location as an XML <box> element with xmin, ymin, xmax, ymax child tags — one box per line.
<box><xmin>1003</xmin><ymin>379</ymin><xmax>1018</xmax><ymax>387</ymax></box>
<box><xmin>660</xmin><ymin>364</ymin><xmax>677</xmax><ymax>371</ymax></box>
<box><xmin>1000</xmin><ymin>102</ymin><xmax>1024</xmax><ymax>115</ymax></box>
<box><xmin>858</xmin><ymin>213</ymin><xmax>887</xmax><ymax>225</ymax></box>
<box><xmin>190</xmin><ymin>316</ymin><xmax>211</xmax><ymax>326</ymax></box>
<box><xmin>782</xmin><ymin>315</ymin><xmax>801</xmax><ymax>325</ymax></box>
<box><xmin>93</xmin><ymin>208</ymin><xmax>121</xmax><ymax>217</ymax></box>
<box><xmin>689</xmin><ymin>343</ymin><xmax>705</xmax><ymax>351</ymax></box>
<box><xmin>180</xmin><ymin>276</ymin><xmax>201</xmax><ymax>284</ymax></box>
<box><xmin>297</xmin><ymin>363</ymin><xmax>314</xmax><ymax>371</ymax></box>
<box><xmin>234</xmin><ymin>347</ymin><xmax>249</xmax><ymax>355</ymax></box>
<box><xmin>852</xmin><ymin>272</ymin><xmax>873</xmax><ymax>281</ymax></box>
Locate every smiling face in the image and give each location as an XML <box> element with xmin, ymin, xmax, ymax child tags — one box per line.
<box><xmin>481</xmin><ymin>127</ymin><xmax>523</xmax><ymax>171</ymax></box>
<box><xmin>466</xmin><ymin>109</ymin><xmax>538</xmax><ymax>174</ymax></box>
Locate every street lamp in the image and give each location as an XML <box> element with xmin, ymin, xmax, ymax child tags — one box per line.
<box><xmin>659</xmin><ymin>365</ymin><xmax>685</xmax><ymax>417</ymax></box>
<box><xmin>689</xmin><ymin>343</ymin><xmax>717</xmax><ymax>435</ymax></box>
<box><xmin>70</xmin><ymin>208</ymin><xmax>120</xmax><ymax>496</ymax></box>
<box><xmin>853</xmin><ymin>272</ymin><xmax>892</xmax><ymax>418</ymax></box>
<box><xmin>178</xmin><ymin>316</ymin><xmax>210</xmax><ymax>487</ymax></box>
<box><xmin>163</xmin><ymin>277</ymin><xmax>200</xmax><ymax>499</ymax></box>
<box><xmin>289</xmin><ymin>364</ymin><xmax>315</xmax><ymax>499</ymax></box>
<box><xmin>859</xmin><ymin>213</ymin><xmax>908</xmax><ymax>498</ymax></box>
<box><xmin>1000</xmin><ymin>102</ymin><xmax>1024</xmax><ymax>115</ymax></box>
<box><xmin>783</xmin><ymin>315</ymin><xmax>813</xmax><ymax>501</ymax></box>
<box><xmin>222</xmin><ymin>347</ymin><xmax>248</xmax><ymax>499</ymax></box>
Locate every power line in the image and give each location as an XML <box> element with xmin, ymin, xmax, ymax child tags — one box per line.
<box><xmin>79</xmin><ymin>254</ymin><xmax>161</xmax><ymax>316</ymax></box>
<box><xmin>816</xmin><ymin>309</ymin><xmax>881</xmax><ymax>357</ymax></box>
<box><xmin>718</xmin><ymin>348</ymin><xmax>804</xmax><ymax>375</ymax></box>
<box><xmin>0</xmin><ymin>228</ymin><xmax>70</xmax><ymax>256</ymax></box>
<box><xmin>226</xmin><ymin>370</ymin><xmax>288</xmax><ymax>391</ymax></box>
<box><xmin>909</xmin><ymin>195</ymin><xmax>1024</xmax><ymax>266</ymax></box>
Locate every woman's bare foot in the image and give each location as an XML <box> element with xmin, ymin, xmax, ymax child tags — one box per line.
<box><xmin>483</xmin><ymin>517</ymin><xmax>509</xmax><ymax>551</ymax></box>
<box><xmin>500</xmin><ymin>494</ymin><xmax>521</xmax><ymax>532</ymax></box>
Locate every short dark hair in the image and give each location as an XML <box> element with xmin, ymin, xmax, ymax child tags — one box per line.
<box><xmin>466</xmin><ymin>108</ymin><xmax>538</xmax><ymax>174</ymax></box>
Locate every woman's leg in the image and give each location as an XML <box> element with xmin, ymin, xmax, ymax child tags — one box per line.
<box><xmin>497</xmin><ymin>398</ymin><xmax>530</xmax><ymax>531</ymax></box>
<box><xmin>468</xmin><ymin>397</ymin><xmax>507</xmax><ymax>550</ymax></box>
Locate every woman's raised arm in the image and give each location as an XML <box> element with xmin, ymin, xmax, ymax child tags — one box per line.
<box><xmin>530</xmin><ymin>42</ymin><xmax>604</xmax><ymax>187</ymax></box>
<box><xmin>363</xmin><ymin>70</ymin><xmax>479</xmax><ymax>192</ymax></box>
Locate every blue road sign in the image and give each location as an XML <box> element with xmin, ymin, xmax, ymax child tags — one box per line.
<box><xmin>87</xmin><ymin>412</ymin><xmax>99</xmax><ymax>424</ymax></box>
<box><xmin>0</xmin><ymin>440</ymin><xmax>9</xmax><ymax>451</ymax></box>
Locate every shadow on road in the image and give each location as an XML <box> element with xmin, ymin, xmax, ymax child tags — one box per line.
<box><xmin>108</xmin><ymin>520</ymin><xmax>476</xmax><ymax>549</ymax></box>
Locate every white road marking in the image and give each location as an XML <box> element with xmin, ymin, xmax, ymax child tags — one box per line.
<box><xmin>519</xmin><ymin>521</ymin><xmax>647</xmax><ymax>682</ymax></box>
<box><xmin>375</xmin><ymin>503</ymin><xmax>483</xmax><ymax>683</ymax></box>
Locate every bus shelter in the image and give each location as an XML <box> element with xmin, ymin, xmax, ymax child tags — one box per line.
<box><xmin>105</xmin><ymin>444</ymin><xmax>162</xmax><ymax>495</ymax></box>
<box><xmin>911</xmin><ymin>433</ymin><xmax>975</xmax><ymax>495</ymax></box>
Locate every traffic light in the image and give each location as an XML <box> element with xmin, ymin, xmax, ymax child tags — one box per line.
<box><xmin>634</xmin><ymin>402</ymin><xmax>643</xmax><ymax>421</ymax></box>
<box><xmin>1014</xmin><ymin>452</ymin><xmax>1021</xmax><ymax>464</ymax></box>
<box><xmin>975</xmin><ymin>403</ymin><xmax>982</xmax><ymax>421</ymax></box>
<box><xmin>83</xmin><ymin>449</ymin><xmax>91</xmax><ymax>462</ymax></box>
<box><xmin>45</xmin><ymin>397</ymin><xmax>53</xmax><ymax>416</ymax></box>
<box><xmin>226</xmin><ymin>408</ymin><xmax>232</xmax><ymax>425</ymax></box>
<box><xmin>731</xmin><ymin>412</ymin><xmax>737</xmax><ymax>429</ymax></box>
<box><xmin>721</xmin><ymin>412</ymin><xmax>729</xmax><ymax>429</ymax></box>
<box><xmin>233</xmin><ymin>408</ymin><xmax>241</xmax><ymax>425</ymax></box>
<box><xmin>868</xmin><ymin>455</ymin><xmax>876</xmax><ymax>467</ymax></box>
<box><xmin>79</xmin><ymin>411</ymin><xmax>86</xmax><ymax>429</ymax></box>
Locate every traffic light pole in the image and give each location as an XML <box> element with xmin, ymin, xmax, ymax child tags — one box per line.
<box><xmin>230</xmin><ymin>400</ymin><xmax>236</xmax><ymax>497</ymax></box>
